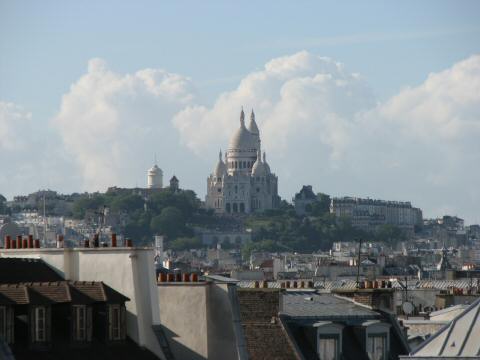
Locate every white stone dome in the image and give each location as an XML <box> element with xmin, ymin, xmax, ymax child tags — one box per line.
<box><xmin>213</xmin><ymin>151</ymin><xmax>227</xmax><ymax>177</ymax></box>
<box><xmin>252</xmin><ymin>151</ymin><xmax>267</xmax><ymax>176</ymax></box>
<box><xmin>148</xmin><ymin>164</ymin><xmax>162</xmax><ymax>175</ymax></box>
<box><xmin>228</xmin><ymin>109</ymin><xmax>258</xmax><ymax>151</ymax></box>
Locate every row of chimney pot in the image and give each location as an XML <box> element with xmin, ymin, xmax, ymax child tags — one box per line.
<box><xmin>83</xmin><ymin>234</ymin><xmax>132</xmax><ymax>248</ymax></box>
<box><xmin>358</xmin><ymin>280</ymin><xmax>393</xmax><ymax>289</ymax></box>
<box><xmin>3</xmin><ymin>235</ymin><xmax>40</xmax><ymax>249</ymax></box>
<box><xmin>3</xmin><ymin>233</ymin><xmax>133</xmax><ymax>249</ymax></box>
<box><xmin>158</xmin><ymin>273</ymin><xmax>199</xmax><ymax>283</ymax></box>
<box><xmin>252</xmin><ymin>280</ymin><xmax>315</xmax><ymax>289</ymax></box>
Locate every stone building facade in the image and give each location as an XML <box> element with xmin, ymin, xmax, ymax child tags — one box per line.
<box><xmin>206</xmin><ymin>109</ymin><xmax>279</xmax><ymax>214</ymax></box>
<box><xmin>330</xmin><ymin>197</ymin><xmax>423</xmax><ymax>234</ymax></box>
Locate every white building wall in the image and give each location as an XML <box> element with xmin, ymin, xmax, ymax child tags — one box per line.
<box><xmin>0</xmin><ymin>247</ymin><xmax>165</xmax><ymax>360</ymax></box>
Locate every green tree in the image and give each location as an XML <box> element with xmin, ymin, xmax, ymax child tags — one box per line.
<box><xmin>110</xmin><ymin>194</ymin><xmax>144</xmax><ymax>213</ymax></box>
<box><xmin>150</xmin><ymin>206</ymin><xmax>185</xmax><ymax>238</ymax></box>
<box><xmin>169</xmin><ymin>237</ymin><xmax>202</xmax><ymax>251</ymax></box>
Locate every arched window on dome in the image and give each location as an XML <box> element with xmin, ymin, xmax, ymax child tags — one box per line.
<box><xmin>243</xmin><ymin>161</ymin><xmax>246</xmax><ymax>168</ymax></box>
<box><xmin>233</xmin><ymin>203</ymin><xmax>238</xmax><ymax>213</ymax></box>
<box><xmin>240</xmin><ymin>203</ymin><xmax>245</xmax><ymax>213</ymax></box>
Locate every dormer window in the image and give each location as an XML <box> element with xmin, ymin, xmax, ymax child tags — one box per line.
<box><xmin>362</xmin><ymin>320</ymin><xmax>391</xmax><ymax>360</ymax></box>
<box><xmin>315</xmin><ymin>321</ymin><xmax>343</xmax><ymax>360</ymax></box>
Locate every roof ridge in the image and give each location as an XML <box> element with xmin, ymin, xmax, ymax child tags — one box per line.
<box><xmin>65</xmin><ymin>282</ymin><xmax>72</xmax><ymax>302</ymax></box>
<box><xmin>99</xmin><ymin>281</ymin><xmax>108</xmax><ymax>301</ymax></box>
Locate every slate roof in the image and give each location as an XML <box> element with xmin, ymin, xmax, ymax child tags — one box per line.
<box><xmin>281</xmin><ymin>291</ymin><xmax>379</xmax><ymax>320</ymax></box>
<box><xmin>0</xmin><ymin>281</ymin><xmax>129</xmax><ymax>305</ymax></box>
<box><xmin>409</xmin><ymin>297</ymin><xmax>480</xmax><ymax>358</ymax></box>
<box><xmin>0</xmin><ymin>258</ymin><xmax>63</xmax><ymax>283</ymax></box>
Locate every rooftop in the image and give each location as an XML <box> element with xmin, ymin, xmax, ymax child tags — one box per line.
<box><xmin>281</xmin><ymin>291</ymin><xmax>379</xmax><ymax>319</ymax></box>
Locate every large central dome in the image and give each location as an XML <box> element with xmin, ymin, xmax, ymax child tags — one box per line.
<box><xmin>228</xmin><ymin>109</ymin><xmax>259</xmax><ymax>151</ymax></box>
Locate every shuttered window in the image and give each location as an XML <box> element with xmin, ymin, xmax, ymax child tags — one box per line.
<box><xmin>108</xmin><ymin>305</ymin><xmax>125</xmax><ymax>341</ymax></box>
<box><xmin>74</xmin><ymin>306</ymin><xmax>86</xmax><ymax>341</ymax></box>
<box><xmin>34</xmin><ymin>306</ymin><xmax>46</xmax><ymax>342</ymax></box>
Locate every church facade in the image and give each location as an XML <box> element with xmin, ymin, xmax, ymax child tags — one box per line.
<box><xmin>206</xmin><ymin>109</ymin><xmax>279</xmax><ymax>214</ymax></box>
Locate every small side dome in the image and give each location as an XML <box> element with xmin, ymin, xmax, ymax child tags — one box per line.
<box><xmin>213</xmin><ymin>150</ymin><xmax>227</xmax><ymax>177</ymax></box>
<box><xmin>252</xmin><ymin>150</ymin><xmax>267</xmax><ymax>176</ymax></box>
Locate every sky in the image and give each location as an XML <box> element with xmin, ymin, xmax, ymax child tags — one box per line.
<box><xmin>1</xmin><ymin>1</ymin><xmax>480</xmax><ymax>223</ymax></box>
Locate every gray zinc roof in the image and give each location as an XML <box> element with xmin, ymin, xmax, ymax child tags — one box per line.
<box><xmin>281</xmin><ymin>291</ymin><xmax>379</xmax><ymax>319</ymax></box>
<box><xmin>411</xmin><ymin>297</ymin><xmax>480</xmax><ymax>358</ymax></box>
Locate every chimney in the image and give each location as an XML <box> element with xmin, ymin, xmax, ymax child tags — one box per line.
<box><xmin>34</xmin><ymin>239</ymin><xmax>40</xmax><ymax>248</ymax></box>
<box><xmin>56</xmin><ymin>234</ymin><xmax>64</xmax><ymax>248</ymax></box>
<box><xmin>22</xmin><ymin>238</ymin><xmax>28</xmax><ymax>249</ymax></box>
<box><xmin>191</xmin><ymin>273</ymin><xmax>198</xmax><ymax>282</ymax></box>
<box><xmin>158</xmin><ymin>273</ymin><xmax>167</xmax><ymax>282</ymax></box>
<box><xmin>84</xmin><ymin>239</ymin><xmax>90</xmax><ymax>248</ymax></box>
<box><xmin>11</xmin><ymin>240</ymin><xmax>16</xmax><ymax>249</ymax></box>
<box><xmin>111</xmin><ymin>233</ymin><xmax>117</xmax><ymax>247</ymax></box>
<box><xmin>16</xmin><ymin>235</ymin><xmax>22</xmax><ymax>249</ymax></box>
<box><xmin>5</xmin><ymin>235</ymin><xmax>11</xmax><ymax>249</ymax></box>
<box><xmin>93</xmin><ymin>234</ymin><xmax>99</xmax><ymax>248</ymax></box>
<box><xmin>126</xmin><ymin>239</ymin><xmax>133</xmax><ymax>247</ymax></box>
<box><xmin>28</xmin><ymin>235</ymin><xmax>33</xmax><ymax>249</ymax></box>
<box><xmin>182</xmin><ymin>273</ymin><xmax>190</xmax><ymax>282</ymax></box>
<box><xmin>167</xmin><ymin>273</ymin><xmax>175</xmax><ymax>282</ymax></box>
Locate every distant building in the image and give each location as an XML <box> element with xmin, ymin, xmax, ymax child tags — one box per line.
<box><xmin>330</xmin><ymin>197</ymin><xmax>423</xmax><ymax>234</ymax></box>
<box><xmin>205</xmin><ymin>109</ymin><xmax>279</xmax><ymax>214</ymax></box>
<box><xmin>293</xmin><ymin>185</ymin><xmax>317</xmax><ymax>215</ymax></box>
<box><xmin>147</xmin><ymin>163</ymin><xmax>163</xmax><ymax>189</ymax></box>
<box><xmin>169</xmin><ymin>175</ymin><xmax>179</xmax><ymax>192</ymax></box>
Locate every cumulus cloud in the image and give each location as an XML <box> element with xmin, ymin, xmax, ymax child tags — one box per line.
<box><xmin>11</xmin><ymin>51</ymin><xmax>475</xmax><ymax>223</ymax></box>
<box><xmin>52</xmin><ymin>58</ymin><xmax>200</xmax><ymax>191</ymax></box>
<box><xmin>173</xmin><ymin>51</ymin><xmax>375</xmax><ymax>160</ymax></box>
<box><xmin>173</xmin><ymin>52</ymin><xmax>480</xmax><ymax>222</ymax></box>
<box><xmin>0</xmin><ymin>102</ymin><xmax>75</xmax><ymax>197</ymax></box>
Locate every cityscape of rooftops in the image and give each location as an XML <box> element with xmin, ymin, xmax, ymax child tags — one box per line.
<box><xmin>1</xmin><ymin>1</ymin><xmax>479</xmax><ymax>359</ymax></box>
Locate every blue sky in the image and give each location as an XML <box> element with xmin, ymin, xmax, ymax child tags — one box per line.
<box><xmin>1</xmin><ymin>1</ymin><xmax>480</xmax><ymax>222</ymax></box>
<box><xmin>2</xmin><ymin>1</ymin><xmax>479</xmax><ymax>113</ymax></box>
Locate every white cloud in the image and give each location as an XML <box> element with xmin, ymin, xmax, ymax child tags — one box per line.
<box><xmin>173</xmin><ymin>52</ymin><xmax>480</xmax><ymax>223</ymax></box>
<box><xmin>52</xmin><ymin>58</ymin><xmax>199</xmax><ymax>191</ymax></box>
<box><xmin>173</xmin><ymin>51</ymin><xmax>374</xmax><ymax>160</ymax></box>
<box><xmin>0</xmin><ymin>102</ymin><xmax>32</xmax><ymax>151</ymax></box>
<box><xmin>7</xmin><ymin>52</ymin><xmax>478</xmax><ymax>223</ymax></box>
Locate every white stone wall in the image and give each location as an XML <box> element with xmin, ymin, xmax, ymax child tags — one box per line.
<box><xmin>0</xmin><ymin>247</ymin><xmax>165</xmax><ymax>360</ymax></box>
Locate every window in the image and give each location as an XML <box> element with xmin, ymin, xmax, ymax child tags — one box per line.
<box><xmin>0</xmin><ymin>306</ymin><xmax>6</xmax><ymax>341</ymax></box>
<box><xmin>367</xmin><ymin>334</ymin><xmax>386</xmax><ymax>360</ymax></box>
<box><xmin>363</xmin><ymin>321</ymin><xmax>390</xmax><ymax>360</ymax></box>
<box><xmin>318</xmin><ymin>336</ymin><xmax>339</xmax><ymax>360</ymax></box>
<box><xmin>34</xmin><ymin>306</ymin><xmax>46</xmax><ymax>342</ymax></box>
<box><xmin>316</xmin><ymin>322</ymin><xmax>343</xmax><ymax>360</ymax></box>
<box><xmin>74</xmin><ymin>305</ymin><xmax>86</xmax><ymax>341</ymax></box>
<box><xmin>109</xmin><ymin>305</ymin><xmax>123</xmax><ymax>341</ymax></box>
<box><xmin>240</xmin><ymin>203</ymin><xmax>245</xmax><ymax>213</ymax></box>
